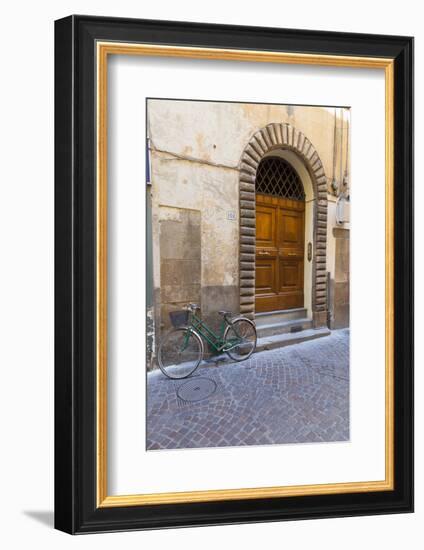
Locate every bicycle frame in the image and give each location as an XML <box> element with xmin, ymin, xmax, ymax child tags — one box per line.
<box><xmin>157</xmin><ymin>309</ymin><xmax>256</xmax><ymax>380</ymax></box>
<box><xmin>188</xmin><ymin>311</ymin><xmax>236</xmax><ymax>353</ymax></box>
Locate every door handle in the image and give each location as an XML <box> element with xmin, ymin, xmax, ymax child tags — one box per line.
<box><xmin>258</xmin><ymin>251</ymin><xmax>271</xmax><ymax>255</ymax></box>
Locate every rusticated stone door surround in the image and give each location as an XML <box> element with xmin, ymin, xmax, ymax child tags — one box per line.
<box><xmin>238</xmin><ymin>123</ymin><xmax>328</xmax><ymax>327</ymax></box>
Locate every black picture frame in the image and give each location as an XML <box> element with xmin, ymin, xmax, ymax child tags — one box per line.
<box><xmin>55</xmin><ymin>15</ymin><xmax>413</xmax><ymax>534</ymax></box>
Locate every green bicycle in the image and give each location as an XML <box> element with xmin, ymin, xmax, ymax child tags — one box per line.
<box><xmin>157</xmin><ymin>303</ymin><xmax>257</xmax><ymax>379</ymax></box>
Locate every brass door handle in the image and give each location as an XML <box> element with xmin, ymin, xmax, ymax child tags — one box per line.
<box><xmin>258</xmin><ymin>251</ymin><xmax>271</xmax><ymax>255</ymax></box>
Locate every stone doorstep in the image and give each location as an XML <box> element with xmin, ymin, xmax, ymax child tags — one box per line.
<box><xmin>256</xmin><ymin>327</ymin><xmax>331</xmax><ymax>352</ymax></box>
<box><xmin>256</xmin><ymin>317</ymin><xmax>313</xmax><ymax>338</ymax></box>
<box><xmin>255</xmin><ymin>308</ymin><xmax>307</xmax><ymax>326</ymax></box>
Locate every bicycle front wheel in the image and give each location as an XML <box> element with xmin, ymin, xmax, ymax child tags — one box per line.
<box><xmin>157</xmin><ymin>328</ymin><xmax>204</xmax><ymax>379</ymax></box>
<box><xmin>224</xmin><ymin>318</ymin><xmax>257</xmax><ymax>362</ymax></box>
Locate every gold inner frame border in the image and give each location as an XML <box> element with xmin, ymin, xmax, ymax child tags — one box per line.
<box><xmin>96</xmin><ymin>41</ymin><xmax>394</xmax><ymax>508</ymax></box>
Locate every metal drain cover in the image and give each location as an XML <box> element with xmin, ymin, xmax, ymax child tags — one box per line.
<box><xmin>177</xmin><ymin>377</ymin><xmax>217</xmax><ymax>403</ymax></box>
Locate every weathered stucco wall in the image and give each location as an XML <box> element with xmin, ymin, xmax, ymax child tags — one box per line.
<box><xmin>147</xmin><ymin>99</ymin><xmax>350</xmax><ymax>361</ymax></box>
<box><xmin>149</xmin><ymin>145</ymin><xmax>240</xmax><ymax>340</ymax></box>
<box><xmin>331</xmin><ymin>227</ymin><xmax>350</xmax><ymax>329</ymax></box>
<box><xmin>157</xmin><ymin>207</ymin><xmax>201</xmax><ymax>333</ymax></box>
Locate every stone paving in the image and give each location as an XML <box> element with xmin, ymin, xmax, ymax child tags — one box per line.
<box><xmin>146</xmin><ymin>329</ymin><xmax>349</xmax><ymax>450</ymax></box>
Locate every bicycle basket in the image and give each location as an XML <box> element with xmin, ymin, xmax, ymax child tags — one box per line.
<box><xmin>169</xmin><ymin>309</ymin><xmax>189</xmax><ymax>328</ymax></box>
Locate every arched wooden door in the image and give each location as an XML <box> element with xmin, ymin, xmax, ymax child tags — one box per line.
<box><xmin>255</xmin><ymin>157</ymin><xmax>305</xmax><ymax>313</ymax></box>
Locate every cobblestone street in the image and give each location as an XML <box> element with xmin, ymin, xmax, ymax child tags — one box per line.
<box><xmin>147</xmin><ymin>329</ymin><xmax>349</xmax><ymax>450</ymax></box>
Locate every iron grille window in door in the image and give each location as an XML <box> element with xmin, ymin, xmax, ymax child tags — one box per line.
<box><xmin>256</xmin><ymin>157</ymin><xmax>305</xmax><ymax>200</ymax></box>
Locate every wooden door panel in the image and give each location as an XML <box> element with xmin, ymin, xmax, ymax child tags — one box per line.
<box><xmin>255</xmin><ymin>200</ymin><xmax>279</xmax><ymax>312</ymax></box>
<box><xmin>256</xmin><ymin>205</ymin><xmax>277</xmax><ymax>247</ymax></box>
<box><xmin>255</xmin><ymin>259</ymin><xmax>276</xmax><ymax>295</ymax></box>
<box><xmin>278</xmin><ymin>291</ymin><xmax>304</xmax><ymax>310</ymax></box>
<box><xmin>255</xmin><ymin>194</ymin><xmax>305</xmax><ymax>313</ymax></box>
<box><xmin>279</xmin><ymin>210</ymin><xmax>304</xmax><ymax>248</ymax></box>
<box><xmin>256</xmin><ymin>295</ymin><xmax>282</xmax><ymax>313</ymax></box>
<box><xmin>280</xmin><ymin>262</ymin><xmax>299</xmax><ymax>288</ymax></box>
<box><xmin>279</xmin><ymin>259</ymin><xmax>304</xmax><ymax>290</ymax></box>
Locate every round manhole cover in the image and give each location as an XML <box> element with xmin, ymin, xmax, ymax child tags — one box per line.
<box><xmin>177</xmin><ymin>377</ymin><xmax>217</xmax><ymax>403</ymax></box>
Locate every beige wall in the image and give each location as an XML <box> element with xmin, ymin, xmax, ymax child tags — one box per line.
<box><xmin>147</xmin><ymin>99</ymin><xmax>350</xmax><ymax>349</ymax></box>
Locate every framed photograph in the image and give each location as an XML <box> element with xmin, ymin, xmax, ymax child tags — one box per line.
<box><xmin>54</xmin><ymin>15</ymin><xmax>413</xmax><ymax>533</ymax></box>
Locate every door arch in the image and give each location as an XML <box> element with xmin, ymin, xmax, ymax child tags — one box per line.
<box><xmin>238</xmin><ymin>123</ymin><xmax>328</xmax><ymax>327</ymax></box>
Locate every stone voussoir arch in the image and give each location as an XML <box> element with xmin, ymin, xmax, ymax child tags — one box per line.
<box><xmin>238</xmin><ymin>122</ymin><xmax>328</xmax><ymax>327</ymax></box>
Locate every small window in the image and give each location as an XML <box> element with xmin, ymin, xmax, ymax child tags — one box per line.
<box><xmin>256</xmin><ymin>157</ymin><xmax>305</xmax><ymax>201</ymax></box>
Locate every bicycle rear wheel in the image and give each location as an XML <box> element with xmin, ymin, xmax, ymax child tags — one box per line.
<box><xmin>158</xmin><ymin>328</ymin><xmax>203</xmax><ymax>379</ymax></box>
<box><xmin>224</xmin><ymin>318</ymin><xmax>257</xmax><ymax>361</ymax></box>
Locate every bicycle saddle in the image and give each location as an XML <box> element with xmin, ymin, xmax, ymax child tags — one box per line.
<box><xmin>188</xmin><ymin>303</ymin><xmax>200</xmax><ymax>310</ymax></box>
<box><xmin>218</xmin><ymin>310</ymin><xmax>232</xmax><ymax>316</ymax></box>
